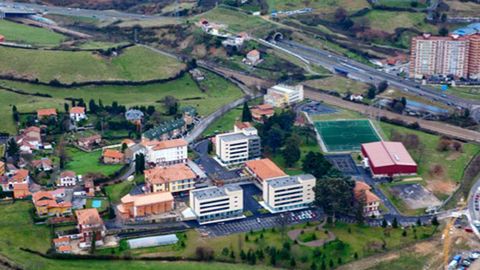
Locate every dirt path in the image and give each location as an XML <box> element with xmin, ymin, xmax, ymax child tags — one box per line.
<box><xmin>287</xmin><ymin>222</ymin><xmax>336</xmax><ymax>247</ymax></box>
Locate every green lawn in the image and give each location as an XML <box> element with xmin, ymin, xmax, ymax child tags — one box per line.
<box><xmin>105</xmin><ymin>180</ymin><xmax>135</xmax><ymax>203</ymax></box>
<box><xmin>304</xmin><ymin>75</ymin><xmax>369</xmax><ymax>95</ymax></box>
<box><xmin>265</xmin><ymin>0</ymin><xmax>369</xmax><ymax>14</ymax></box>
<box><xmin>0</xmin><ymin>71</ymin><xmax>243</xmax><ymax>134</ymax></box>
<box><xmin>371</xmin><ymin>253</ymin><xmax>428</xmax><ymax>270</ymax></box>
<box><xmin>86</xmin><ymin>197</ymin><xmax>110</xmax><ymax>213</ymax></box>
<box><xmin>0</xmin><ymin>45</ymin><xmax>185</xmax><ymax>83</ymax></box>
<box><xmin>440</xmin><ymin>86</ymin><xmax>480</xmax><ymax>101</ymax></box>
<box><xmin>355</xmin><ymin>10</ymin><xmax>436</xmax><ymax>34</ymax></box>
<box><xmin>0</xmin><ymin>20</ymin><xmax>66</xmax><ymax>46</ymax></box>
<box><xmin>194</xmin><ymin>7</ymin><xmax>275</xmax><ymax>36</ymax></box>
<box><xmin>65</xmin><ymin>147</ymin><xmax>123</xmax><ymax>176</ymax></box>
<box><xmin>376</xmin><ymin>0</ymin><xmax>428</xmax><ymax>8</ymax></box>
<box><xmin>380</xmin><ymin>122</ymin><xmax>480</xmax><ymax>186</ymax></box>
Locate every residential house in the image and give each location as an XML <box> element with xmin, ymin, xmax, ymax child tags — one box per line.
<box><xmin>70</xmin><ymin>107</ymin><xmax>87</xmax><ymax>122</ymax></box>
<box><xmin>190</xmin><ymin>185</ymin><xmax>244</xmax><ymax>224</ymax></box>
<box><xmin>117</xmin><ymin>192</ymin><xmax>174</xmax><ymax>220</ymax></box>
<box><xmin>13</xmin><ymin>183</ymin><xmax>30</xmax><ymax>199</ymax></box>
<box><xmin>57</xmin><ymin>245</ymin><xmax>73</xmax><ymax>254</ymax></box>
<box><xmin>250</xmin><ymin>104</ymin><xmax>274</xmax><ymax>123</ymax></box>
<box><xmin>145</xmin><ymin>163</ymin><xmax>197</xmax><ymax>194</ymax></box>
<box><xmin>141</xmin><ymin>138</ymin><xmax>188</xmax><ymax>166</ymax></box>
<box><xmin>77</xmin><ymin>134</ymin><xmax>102</xmax><ymax>150</ymax></box>
<box><xmin>102</xmin><ymin>149</ymin><xmax>124</xmax><ymax>164</ymax></box>
<box><xmin>142</xmin><ymin>119</ymin><xmax>186</xmax><ymax>141</ymax></box>
<box><xmin>354</xmin><ymin>181</ymin><xmax>380</xmax><ymax>217</ymax></box>
<box><xmin>215</xmin><ymin>125</ymin><xmax>261</xmax><ymax>166</ymax></box>
<box><xmin>0</xmin><ymin>169</ymin><xmax>29</xmax><ymax>193</ymax></box>
<box><xmin>37</xmin><ymin>108</ymin><xmax>57</xmax><ymax>120</ymax></box>
<box><xmin>53</xmin><ymin>237</ymin><xmax>72</xmax><ymax>254</ymax></box>
<box><xmin>16</xmin><ymin>126</ymin><xmax>42</xmax><ymax>153</ymax></box>
<box><xmin>124</xmin><ymin>143</ymin><xmax>147</xmax><ymax>164</ymax></box>
<box><xmin>264</xmin><ymin>84</ymin><xmax>304</xmax><ymax>107</ymax></box>
<box><xmin>84</xmin><ymin>178</ymin><xmax>95</xmax><ymax>197</ymax></box>
<box><xmin>32</xmin><ymin>190</ymin><xmax>72</xmax><ymax>217</ymax></box>
<box><xmin>246</xmin><ymin>49</ymin><xmax>261</xmax><ymax>65</ymax></box>
<box><xmin>125</xmin><ymin>109</ymin><xmax>144</xmax><ymax>123</ymax></box>
<box><xmin>31</xmin><ymin>158</ymin><xmax>53</xmax><ymax>172</ymax></box>
<box><xmin>57</xmin><ymin>171</ymin><xmax>78</xmax><ymax>187</ymax></box>
<box><xmin>75</xmin><ymin>208</ymin><xmax>106</xmax><ymax>249</ymax></box>
<box><xmin>181</xmin><ymin>106</ymin><xmax>197</xmax><ymax>126</ymax></box>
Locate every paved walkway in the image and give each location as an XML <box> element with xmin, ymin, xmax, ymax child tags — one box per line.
<box><xmin>287</xmin><ymin>220</ymin><xmax>336</xmax><ymax>247</ymax></box>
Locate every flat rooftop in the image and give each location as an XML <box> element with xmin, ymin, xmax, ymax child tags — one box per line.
<box><xmin>191</xmin><ymin>185</ymin><xmax>241</xmax><ymax>200</ymax></box>
<box><xmin>267</xmin><ymin>174</ymin><xmax>314</xmax><ymax>188</ymax></box>
<box><xmin>218</xmin><ymin>132</ymin><xmax>258</xmax><ymax>142</ymax></box>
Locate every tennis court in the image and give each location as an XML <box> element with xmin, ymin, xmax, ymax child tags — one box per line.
<box><xmin>314</xmin><ymin>120</ymin><xmax>381</xmax><ymax>152</ymax></box>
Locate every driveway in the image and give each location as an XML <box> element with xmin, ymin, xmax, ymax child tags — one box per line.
<box><xmin>192</xmin><ymin>139</ymin><xmax>239</xmax><ymax>180</ymax></box>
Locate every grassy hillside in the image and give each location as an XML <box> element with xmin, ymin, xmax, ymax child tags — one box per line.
<box><xmin>0</xmin><ymin>45</ymin><xmax>185</xmax><ymax>83</ymax></box>
<box><xmin>0</xmin><ymin>20</ymin><xmax>66</xmax><ymax>46</ymax></box>
<box><xmin>0</xmin><ymin>71</ymin><xmax>243</xmax><ymax>134</ymax></box>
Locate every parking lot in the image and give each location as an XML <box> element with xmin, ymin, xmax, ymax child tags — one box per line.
<box><xmin>200</xmin><ymin>209</ymin><xmax>321</xmax><ymax>237</ymax></box>
<box><xmin>325</xmin><ymin>154</ymin><xmax>359</xmax><ymax>175</ymax></box>
<box><xmin>389</xmin><ymin>183</ymin><xmax>441</xmax><ymax>209</ymax></box>
<box><xmin>297</xmin><ymin>101</ymin><xmax>337</xmax><ymax>115</ymax></box>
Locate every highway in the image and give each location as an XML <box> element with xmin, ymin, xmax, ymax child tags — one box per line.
<box><xmin>0</xmin><ymin>1</ymin><xmax>166</xmax><ymax>20</ymax></box>
<box><xmin>274</xmin><ymin>40</ymin><xmax>480</xmax><ymax>114</ymax></box>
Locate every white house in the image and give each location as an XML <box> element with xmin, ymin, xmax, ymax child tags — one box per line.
<box><xmin>141</xmin><ymin>138</ymin><xmax>188</xmax><ymax>165</ymax></box>
<box><xmin>70</xmin><ymin>107</ymin><xmax>87</xmax><ymax>122</ymax></box>
<box><xmin>57</xmin><ymin>171</ymin><xmax>79</xmax><ymax>187</ymax></box>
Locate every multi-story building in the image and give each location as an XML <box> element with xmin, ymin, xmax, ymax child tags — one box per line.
<box><xmin>0</xmin><ymin>169</ymin><xmax>29</xmax><ymax>192</ymax></box>
<box><xmin>189</xmin><ymin>185</ymin><xmax>244</xmax><ymax>224</ymax></box>
<box><xmin>250</xmin><ymin>104</ymin><xmax>275</xmax><ymax>123</ymax></box>
<box><xmin>69</xmin><ymin>107</ymin><xmax>87</xmax><ymax>122</ymax></box>
<box><xmin>353</xmin><ymin>181</ymin><xmax>380</xmax><ymax>217</ymax></box>
<box><xmin>117</xmin><ymin>192</ymin><xmax>174</xmax><ymax>220</ymax></box>
<box><xmin>262</xmin><ymin>174</ymin><xmax>316</xmax><ymax>213</ymax></box>
<box><xmin>57</xmin><ymin>171</ymin><xmax>78</xmax><ymax>187</ymax></box>
<box><xmin>245</xmin><ymin>158</ymin><xmax>287</xmax><ymax>188</ymax></box>
<box><xmin>410</xmin><ymin>33</ymin><xmax>480</xmax><ymax>79</ymax></box>
<box><xmin>141</xmin><ymin>138</ymin><xmax>188</xmax><ymax>166</ymax></box>
<box><xmin>264</xmin><ymin>84</ymin><xmax>304</xmax><ymax>107</ymax></box>
<box><xmin>75</xmin><ymin>208</ymin><xmax>106</xmax><ymax>249</ymax></box>
<box><xmin>144</xmin><ymin>163</ymin><xmax>197</xmax><ymax>194</ymax></box>
<box><xmin>215</xmin><ymin>125</ymin><xmax>261</xmax><ymax>166</ymax></box>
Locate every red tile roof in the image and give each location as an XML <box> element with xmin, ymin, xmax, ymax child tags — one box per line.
<box><xmin>103</xmin><ymin>149</ymin><xmax>124</xmax><ymax>160</ymax></box>
<box><xmin>145</xmin><ymin>164</ymin><xmax>196</xmax><ymax>185</ymax></box>
<box><xmin>37</xmin><ymin>108</ymin><xmax>57</xmax><ymax>117</ymax></box>
<box><xmin>120</xmin><ymin>192</ymin><xmax>174</xmax><ymax>207</ymax></box>
<box><xmin>142</xmin><ymin>138</ymin><xmax>188</xmax><ymax>150</ymax></box>
<box><xmin>60</xmin><ymin>171</ymin><xmax>76</xmax><ymax>178</ymax></box>
<box><xmin>245</xmin><ymin>159</ymin><xmax>287</xmax><ymax>182</ymax></box>
<box><xmin>70</xmin><ymin>106</ymin><xmax>85</xmax><ymax>114</ymax></box>
<box><xmin>75</xmin><ymin>208</ymin><xmax>103</xmax><ymax>226</ymax></box>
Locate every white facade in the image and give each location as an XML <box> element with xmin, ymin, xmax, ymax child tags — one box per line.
<box><xmin>143</xmin><ymin>141</ymin><xmax>188</xmax><ymax>165</ymax></box>
<box><xmin>262</xmin><ymin>174</ymin><xmax>315</xmax><ymax>213</ymax></box>
<box><xmin>215</xmin><ymin>127</ymin><xmax>261</xmax><ymax>166</ymax></box>
<box><xmin>57</xmin><ymin>176</ymin><xmax>78</xmax><ymax>187</ymax></box>
<box><xmin>264</xmin><ymin>84</ymin><xmax>304</xmax><ymax>107</ymax></box>
<box><xmin>70</xmin><ymin>112</ymin><xmax>87</xmax><ymax>122</ymax></box>
<box><xmin>190</xmin><ymin>185</ymin><xmax>244</xmax><ymax>224</ymax></box>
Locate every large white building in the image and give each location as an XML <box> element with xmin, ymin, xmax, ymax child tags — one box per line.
<box><xmin>141</xmin><ymin>139</ymin><xmax>188</xmax><ymax>165</ymax></box>
<box><xmin>264</xmin><ymin>84</ymin><xmax>304</xmax><ymax>107</ymax></box>
<box><xmin>215</xmin><ymin>125</ymin><xmax>261</xmax><ymax>166</ymax></box>
<box><xmin>262</xmin><ymin>174</ymin><xmax>316</xmax><ymax>213</ymax></box>
<box><xmin>189</xmin><ymin>185</ymin><xmax>244</xmax><ymax>224</ymax></box>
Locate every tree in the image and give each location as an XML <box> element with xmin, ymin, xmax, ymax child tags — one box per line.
<box><xmin>367</xmin><ymin>86</ymin><xmax>376</xmax><ymax>99</ymax></box>
<box><xmin>195</xmin><ymin>246</ymin><xmax>214</xmax><ymax>261</ymax></box>
<box><xmin>378</xmin><ymin>81</ymin><xmax>388</xmax><ymax>93</ymax></box>
<box><xmin>432</xmin><ymin>216</ymin><xmax>439</xmax><ymax>227</ymax></box>
<box><xmin>64</xmin><ymin>103</ymin><xmax>70</xmax><ymax>113</ymax></box>
<box><xmin>334</xmin><ymin>7</ymin><xmax>347</xmax><ymax>23</ymax></box>
<box><xmin>71</xmin><ymin>99</ymin><xmax>76</xmax><ymax>107</ymax></box>
<box><xmin>121</xmin><ymin>143</ymin><xmax>128</xmax><ymax>153</ymax></box>
<box><xmin>302</xmin><ymin>152</ymin><xmax>332</xmax><ymax>179</ymax></box>
<box><xmin>439</xmin><ymin>27</ymin><xmax>449</xmax><ymax>36</ymax></box>
<box><xmin>283</xmin><ymin>136</ymin><xmax>301</xmax><ymax>167</ymax></box>
<box><xmin>164</xmin><ymin>95</ymin><xmax>179</xmax><ymax>116</ymax></box>
<box><xmin>6</xmin><ymin>138</ymin><xmax>19</xmax><ymax>158</ymax></box>
<box><xmin>242</xmin><ymin>102</ymin><xmax>253</xmax><ymax>122</ymax></box>
<box><xmin>135</xmin><ymin>153</ymin><xmax>145</xmax><ymax>174</ymax></box>
<box><xmin>265</xmin><ymin>124</ymin><xmax>284</xmax><ymax>153</ymax></box>
<box><xmin>416</xmin><ymin>218</ymin><xmax>422</xmax><ymax>226</ymax></box>
<box><xmin>89</xmin><ymin>99</ymin><xmax>97</xmax><ymax>114</ymax></box>
<box><xmin>381</xmin><ymin>219</ymin><xmax>388</xmax><ymax>228</ymax></box>
<box><xmin>290</xmin><ymin>257</ymin><xmax>296</xmax><ymax>268</ymax></box>
<box><xmin>315</xmin><ymin>175</ymin><xmax>355</xmax><ymax>216</ymax></box>
<box><xmin>11</xmin><ymin>106</ymin><xmax>19</xmax><ymax>123</ymax></box>
<box><xmin>90</xmin><ymin>231</ymin><xmax>97</xmax><ymax>254</ymax></box>
<box><xmin>392</xmin><ymin>217</ymin><xmax>398</xmax><ymax>229</ymax></box>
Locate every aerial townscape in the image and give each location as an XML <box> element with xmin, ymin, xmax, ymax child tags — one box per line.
<box><xmin>1</xmin><ymin>0</ymin><xmax>480</xmax><ymax>270</ymax></box>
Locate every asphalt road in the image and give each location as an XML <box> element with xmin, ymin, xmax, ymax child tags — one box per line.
<box><xmin>0</xmin><ymin>1</ymin><xmax>166</xmax><ymax>20</ymax></box>
<box><xmin>467</xmin><ymin>176</ymin><xmax>480</xmax><ymax>239</ymax></box>
<box><xmin>274</xmin><ymin>40</ymin><xmax>480</xmax><ymax>115</ymax></box>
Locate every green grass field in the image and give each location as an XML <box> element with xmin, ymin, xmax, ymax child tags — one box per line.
<box><xmin>354</xmin><ymin>10</ymin><xmax>435</xmax><ymax>34</ymax></box>
<box><xmin>376</xmin><ymin>0</ymin><xmax>428</xmax><ymax>8</ymax></box>
<box><xmin>0</xmin><ymin>45</ymin><xmax>185</xmax><ymax>84</ymax></box>
<box><xmin>194</xmin><ymin>7</ymin><xmax>275</xmax><ymax>36</ymax></box>
<box><xmin>380</xmin><ymin>122</ymin><xmax>480</xmax><ymax>193</ymax></box>
<box><xmin>65</xmin><ymin>147</ymin><xmax>123</xmax><ymax>176</ymax></box>
<box><xmin>105</xmin><ymin>180</ymin><xmax>135</xmax><ymax>203</ymax></box>
<box><xmin>266</xmin><ymin>0</ymin><xmax>369</xmax><ymax>14</ymax></box>
<box><xmin>314</xmin><ymin>120</ymin><xmax>381</xmax><ymax>152</ymax></box>
<box><xmin>0</xmin><ymin>71</ymin><xmax>243</xmax><ymax>134</ymax></box>
<box><xmin>0</xmin><ymin>20</ymin><xmax>66</xmax><ymax>46</ymax></box>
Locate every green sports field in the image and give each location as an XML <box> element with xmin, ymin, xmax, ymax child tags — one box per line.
<box><xmin>314</xmin><ymin>120</ymin><xmax>381</xmax><ymax>152</ymax></box>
